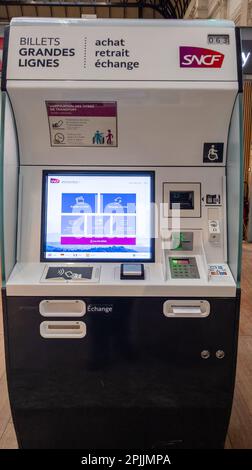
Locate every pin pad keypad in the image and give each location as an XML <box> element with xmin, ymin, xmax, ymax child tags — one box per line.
<box><xmin>169</xmin><ymin>257</ymin><xmax>200</xmax><ymax>279</ymax></box>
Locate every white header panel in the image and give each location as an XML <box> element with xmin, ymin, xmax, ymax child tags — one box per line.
<box><xmin>6</xmin><ymin>18</ymin><xmax>238</xmax><ymax>82</ymax></box>
<box><xmin>7</xmin><ymin>81</ymin><xmax>237</xmax><ymax>166</ymax></box>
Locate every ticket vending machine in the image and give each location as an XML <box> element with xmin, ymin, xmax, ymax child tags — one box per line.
<box><xmin>1</xmin><ymin>18</ymin><xmax>243</xmax><ymax>449</ymax></box>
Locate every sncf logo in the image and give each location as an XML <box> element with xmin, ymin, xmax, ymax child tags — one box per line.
<box><xmin>180</xmin><ymin>47</ymin><xmax>224</xmax><ymax>68</ymax></box>
<box><xmin>50</xmin><ymin>178</ymin><xmax>60</xmax><ymax>183</ymax></box>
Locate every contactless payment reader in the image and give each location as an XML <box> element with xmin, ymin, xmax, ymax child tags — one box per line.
<box><xmin>1</xmin><ymin>18</ymin><xmax>243</xmax><ymax>449</ymax></box>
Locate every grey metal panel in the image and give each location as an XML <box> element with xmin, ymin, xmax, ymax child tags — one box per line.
<box><xmin>226</xmin><ymin>93</ymin><xmax>243</xmax><ymax>283</ymax></box>
<box><xmin>1</xmin><ymin>92</ymin><xmax>19</xmax><ymax>282</ymax></box>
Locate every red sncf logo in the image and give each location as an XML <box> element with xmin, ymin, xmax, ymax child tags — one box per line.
<box><xmin>50</xmin><ymin>178</ymin><xmax>60</xmax><ymax>183</ymax></box>
<box><xmin>180</xmin><ymin>47</ymin><xmax>224</xmax><ymax>68</ymax></box>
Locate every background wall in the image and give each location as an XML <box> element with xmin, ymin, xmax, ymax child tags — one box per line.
<box><xmin>185</xmin><ymin>0</ymin><xmax>252</xmax><ymax>25</ymax></box>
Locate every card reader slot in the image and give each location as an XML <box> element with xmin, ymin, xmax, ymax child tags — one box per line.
<box><xmin>163</xmin><ymin>300</ymin><xmax>210</xmax><ymax>318</ymax></box>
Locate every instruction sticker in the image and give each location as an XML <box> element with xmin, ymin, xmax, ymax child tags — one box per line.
<box><xmin>46</xmin><ymin>101</ymin><xmax>117</xmax><ymax>147</ymax></box>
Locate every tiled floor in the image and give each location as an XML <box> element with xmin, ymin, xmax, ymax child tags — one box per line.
<box><xmin>0</xmin><ymin>243</ymin><xmax>252</xmax><ymax>448</ymax></box>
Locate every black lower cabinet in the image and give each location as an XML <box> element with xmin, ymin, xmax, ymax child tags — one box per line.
<box><xmin>2</xmin><ymin>291</ymin><xmax>240</xmax><ymax>449</ymax></box>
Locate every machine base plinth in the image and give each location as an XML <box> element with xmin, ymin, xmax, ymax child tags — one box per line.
<box><xmin>2</xmin><ymin>291</ymin><xmax>240</xmax><ymax>449</ymax></box>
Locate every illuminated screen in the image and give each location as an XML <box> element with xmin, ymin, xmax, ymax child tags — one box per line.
<box><xmin>41</xmin><ymin>171</ymin><xmax>154</xmax><ymax>261</ymax></box>
<box><xmin>172</xmin><ymin>258</ymin><xmax>190</xmax><ymax>265</ymax></box>
<box><xmin>170</xmin><ymin>191</ymin><xmax>194</xmax><ymax>210</ymax></box>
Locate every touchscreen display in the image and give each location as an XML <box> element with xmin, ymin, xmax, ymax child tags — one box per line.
<box><xmin>41</xmin><ymin>171</ymin><xmax>154</xmax><ymax>261</ymax></box>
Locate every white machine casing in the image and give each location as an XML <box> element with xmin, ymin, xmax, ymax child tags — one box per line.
<box><xmin>0</xmin><ymin>17</ymin><xmax>243</xmax><ymax>451</ymax></box>
<box><xmin>1</xmin><ymin>18</ymin><xmax>242</xmax><ymax>298</ymax></box>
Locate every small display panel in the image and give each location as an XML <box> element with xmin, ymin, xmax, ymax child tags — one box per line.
<box><xmin>173</xmin><ymin>259</ymin><xmax>190</xmax><ymax>265</ymax></box>
<box><xmin>41</xmin><ymin>171</ymin><xmax>154</xmax><ymax>262</ymax></box>
<box><xmin>170</xmin><ymin>191</ymin><xmax>194</xmax><ymax>210</ymax></box>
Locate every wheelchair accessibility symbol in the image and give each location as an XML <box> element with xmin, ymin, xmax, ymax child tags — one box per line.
<box><xmin>208</xmin><ymin>145</ymin><xmax>218</xmax><ymax>161</ymax></box>
<box><xmin>203</xmin><ymin>142</ymin><xmax>224</xmax><ymax>163</ymax></box>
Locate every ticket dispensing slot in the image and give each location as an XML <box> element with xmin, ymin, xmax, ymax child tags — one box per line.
<box><xmin>40</xmin><ymin>321</ymin><xmax>86</xmax><ymax>338</ymax></box>
<box><xmin>163</xmin><ymin>300</ymin><xmax>210</xmax><ymax>318</ymax></box>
